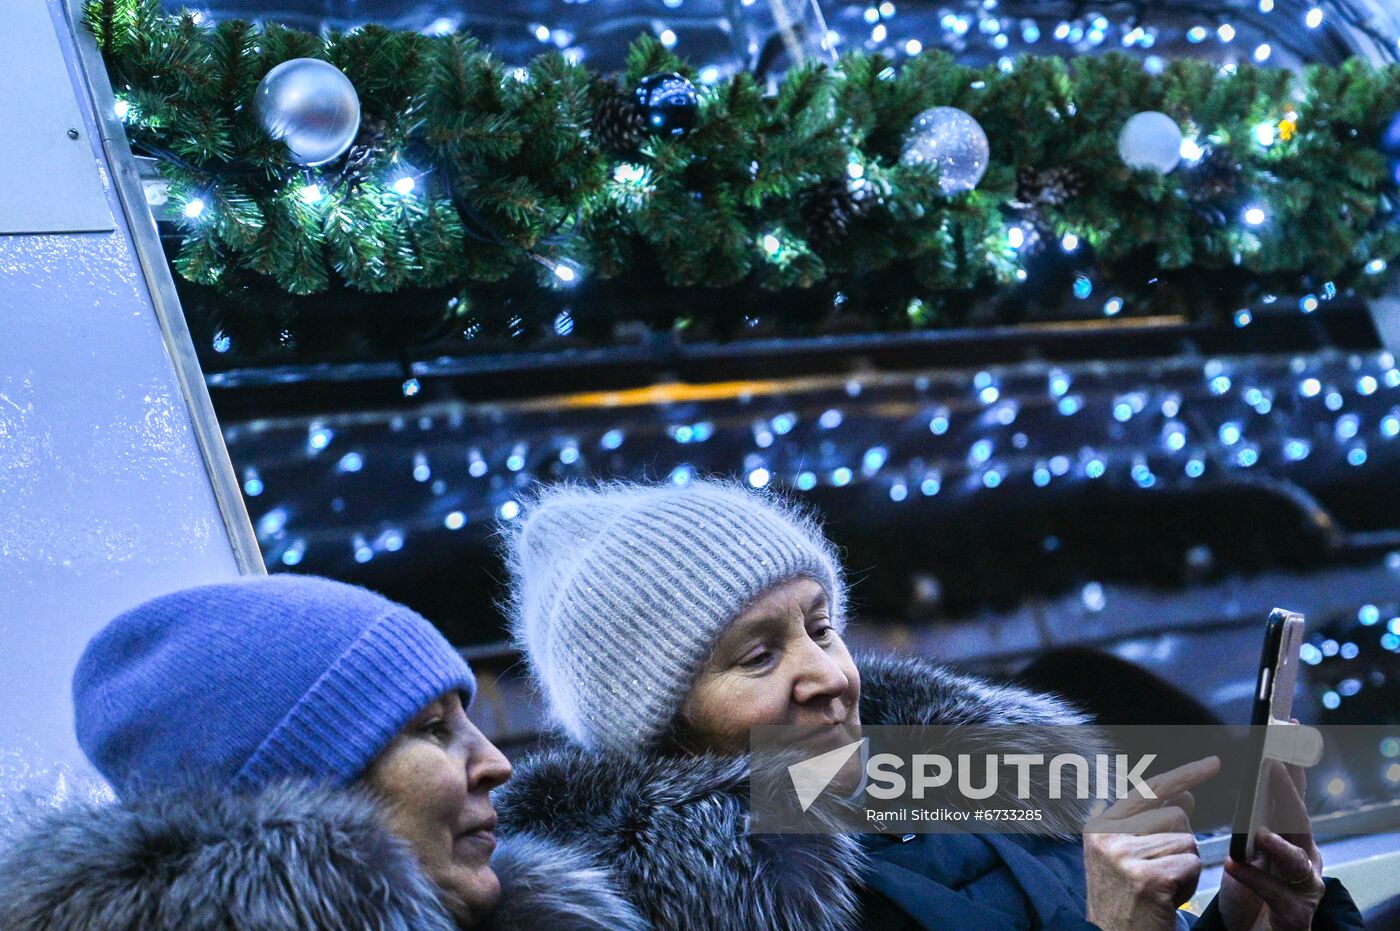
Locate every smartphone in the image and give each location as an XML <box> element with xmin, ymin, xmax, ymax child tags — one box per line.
<box><xmin>1230</xmin><ymin>608</ymin><xmax>1306</xmax><ymax>862</ymax></box>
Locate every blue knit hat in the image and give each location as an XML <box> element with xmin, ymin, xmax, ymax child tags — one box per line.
<box><xmin>73</xmin><ymin>575</ymin><xmax>475</xmax><ymax>797</ymax></box>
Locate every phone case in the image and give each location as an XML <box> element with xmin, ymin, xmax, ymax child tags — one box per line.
<box><xmin>1232</xmin><ymin>610</ymin><xmax>1305</xmax><ymax>862</ymax></box>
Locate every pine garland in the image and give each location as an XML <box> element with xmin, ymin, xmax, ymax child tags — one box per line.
<box><xmin>88</xmin><ymin>0</ymin><xmax>1400</xmax><ymax>340</ymax></box>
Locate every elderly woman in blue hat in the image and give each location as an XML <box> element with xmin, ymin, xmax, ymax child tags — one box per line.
<box><xmin>0</xmin><ymin>575</ymin><xmax>641</xmax><ymax>931</ymax></box>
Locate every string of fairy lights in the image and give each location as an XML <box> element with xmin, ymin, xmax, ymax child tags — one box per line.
<box><xmin>221</xmin><ymin>343</ymin><xmax>1400</xmax><ymax>792</ymax></box>
<box><xmin>210</xmin><ymin>0</ymin><xmax>1400</xmax><ymax>72</ymax></box>
<box><xmin>227</xmin><ymin>345</ymin><xmax>1400</xmax><ymax>561</ymax></box>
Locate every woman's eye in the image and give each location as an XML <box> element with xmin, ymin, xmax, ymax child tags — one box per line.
<box><xmin>419</xmin><ymin>719</ymin><xmax>452</xmax><ymax>741</ymax></box>
<box><xmin>739</xmin><ymin>650</ymin><xmax>773</xmax><ymax>669</ymax></box>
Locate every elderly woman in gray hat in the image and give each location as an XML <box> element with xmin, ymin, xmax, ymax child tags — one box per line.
<box><xmin>495</xmin><ymin>480</ymin><xmax>1357</xmax><ymax>931</ymax></box>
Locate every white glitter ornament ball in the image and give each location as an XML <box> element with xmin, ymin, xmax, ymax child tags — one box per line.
<box><xmin>1118</xmin><ymin>111</ymin><xmax>1183</xmax><ymax>174</ymax></box>
<box><xmin>901</xmin><ymin>106</ymin><xmax>990</xmax><ymax>195</ymax></box>
<box><xmin>255</xmin><ymin>58</ymin><xmax>361</xmax><ymax>167</ymax></box>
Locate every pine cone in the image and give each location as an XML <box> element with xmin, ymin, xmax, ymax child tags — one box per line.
<box><xmin>805</xmin><ymin>178</ymin><xmax>869</xmax><ymax>248</ymax></box>
<box><xmin>1013</xmin><ymin>165</ymin><xmax>1083</xmax><ymax>209</ymax></box>
<box><xmin>340</xmin><ymin>117</ymin><xmax>389</xmax><ymax>189</ymax></box>
<box><xmin>1189</xmin><ymin>146</ymin><xmax>1240</xmax><ymax>200</ymax></box>
<box><xmin>592</xmin><ymin>83</ymin><xmax>646</xmax><ymax>156</ymax></box>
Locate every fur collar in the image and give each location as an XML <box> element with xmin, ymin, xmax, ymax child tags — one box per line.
<box><xmin>496</xmin><ymin>651</ymin><xmax>1098</xmax><ymax>931</ymax></box>
<box><xmin>857</xmin><ymin>651</ymin><xmax>1105</xmax><ymax>838</ymax></box>
<box><xmin>496</xmin><ymin>743</ymin><xmax>866</xmax><ymax>931</ymax></box>
<box><xmin>0</xmin><ymin>781</ymin><xmax>642</xmax><ymax>931</ymax></box>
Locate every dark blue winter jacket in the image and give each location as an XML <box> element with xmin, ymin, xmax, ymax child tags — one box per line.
<box><xmin>858</xmin><ymin>829</ymin><xmax>1363</xmax><ymax>930</ymax></box>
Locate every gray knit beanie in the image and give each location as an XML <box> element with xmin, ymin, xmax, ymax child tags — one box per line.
<box><xmin>503</xmin><ymin>481</ymin><xmax>845</xmax><ymax>751</ymax></box>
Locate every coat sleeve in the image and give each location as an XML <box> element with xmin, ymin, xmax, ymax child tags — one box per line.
<box><xmin>1182</xmin><ymin>878</ymin><xmax>1365</xmax><ymax>930</ymax></box>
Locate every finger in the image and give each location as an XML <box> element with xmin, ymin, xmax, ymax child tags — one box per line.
<box><xmin>1268</xmin><ymin>762</ymin><xmax>1313</xmax><ymax>845</ymax></box>
<box><xmin>1110</xmin><ymin>806</ymin><xmax>1192</xmax><ymax>837</ymax></box>
<box><xmin>1105</xmin><ymin>757</ymin><xmax>1220</xmax><ymax>817</ymax></box>
<box><xmin>1155</xmin><ymin>852</ymin><xmax>1203</xmax><ymax>907</ymax></box>
<box><xmin>1255</xmin><ymin>829</ymin><xmax>1317</xmax><ymax>885</ymax></box>
<box><xmin>1285</xmin><ymin>721</ymin><xmax>1308</xmax><ymax>803</ymax></box>
<box><xmin>1160</xmin><ymin>791</ymin><xmax>1195</xmax><ymax>819</ymax></box>
<box><xmin>1223</xmin><ymin>859</ymin><xmax>1292</xmax><ymax>910</ymax></box>
<box><xmin>1133</xmin><ymin>831</ymin><xmax>1198</xmax><ymax>860</ymax></box>
<box><xmin>1284</xmin><ymin>763</ymin><xmax>1319</xmax><ymax>864</ymax></box>
<box><xmin>1224</xmin><ymin>855</ymin><xmax>1321</xmax><ymax>911</ymax></box>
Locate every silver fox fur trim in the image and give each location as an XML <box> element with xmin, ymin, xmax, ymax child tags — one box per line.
<box><xmin>497</xmin><ymin>652</ymin><xmax>1103</xmax><ymax>931</ymax></box>
<box><xmin>0</xmin><ymin>780</ymin><xmax>643</xmax><ymax>931</ymax></box>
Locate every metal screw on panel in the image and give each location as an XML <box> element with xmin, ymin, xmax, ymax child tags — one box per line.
<box><xmin>67</xmin><ymin>128</ymin><xmax>80</xmax><ymax>139</ymax></box>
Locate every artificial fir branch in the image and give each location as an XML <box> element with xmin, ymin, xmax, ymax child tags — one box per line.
<box><xmin>84</xmin><ymin>0</ymin><xmax>1400</xmax><ymax>346</ymax></box>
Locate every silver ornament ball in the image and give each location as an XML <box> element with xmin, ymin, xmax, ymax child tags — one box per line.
<box><xmin>901</xmin><ymin>106</ymin><xmax>990</xmax><ymax>196</ymax></box>
<box><xmin>255</xmin><ymin>58</ymin><xmax>361</xmax><ymax>167</ymax></box>
<box><xmin>1118</xmin><ymin>111</ymin><xmax>1183</xmax><ymax>174</ymax></box>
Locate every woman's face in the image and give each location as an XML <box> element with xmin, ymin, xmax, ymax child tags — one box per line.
<box><xmin>679</xmin><ymin>576</ymin><xmax>861</xmax><ymax>755</ymax></box>
<box><xmin>363</xmin><ymin>691</ymin><xmax>512</xmax><ymax>927</ymax></box>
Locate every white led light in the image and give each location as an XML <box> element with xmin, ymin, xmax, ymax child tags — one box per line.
<box><xmin>1179</xmin><ymin>137</ymin><xmax>1204</xmax><ymax>161</ymax></box>
<box><xmin>1244</xmin><ymin>206</ymin><xmax>1266</xmax><ymax>226</ymax></box>
<box><xmin>1061</xmin><ymin>233</ymin><xmax>1080</xmax><ymax>252</ymax></box>
<box><xmin>392</xmin><ymin>176</ymin><xmax>416</xmax><ymax>195</ymax></box>
<box><xmin>298</xmin><ymin>183</ymin><xmax>323</xmax><ymax>204</ymax></box>
<box><xmin>1305</xmin><ymin>7</ymin><xmax>1323</xmax><ymax>28</ymax></box>
<box><xmin>614</xmin><ymin>162</ymin><xmax>647</xmax><ymax>184</ymax></box>
<box><xmin>183</xmin><ymin>198</ymin><xmax>206</xmax><ymax>218</ymax></box>
<box><xmin>1254</xmin><ymin>43</ymin><xmax>1272</xmax><ymax>62</ymax></box>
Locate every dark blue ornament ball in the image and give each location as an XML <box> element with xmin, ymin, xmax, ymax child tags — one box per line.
<box><xmin>1381</xmin><ymin>112</ymin><xmax>1400</xmax><ymax>157</ymax></box>
<box><xmin>636</xmin><ymin>72</ymin><xmax>698</xmax><ymax>138</ymax></box>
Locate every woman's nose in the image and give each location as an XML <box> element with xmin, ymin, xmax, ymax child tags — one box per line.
<box><xmin>467</xmin><ymin>729</ymin><xmax>513</xmax><ymax>792</ymax></box>
<box><xmin>792</xmin><ymin>641</ymin><xmax>851</xmax><ymax>705</ymax></box>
